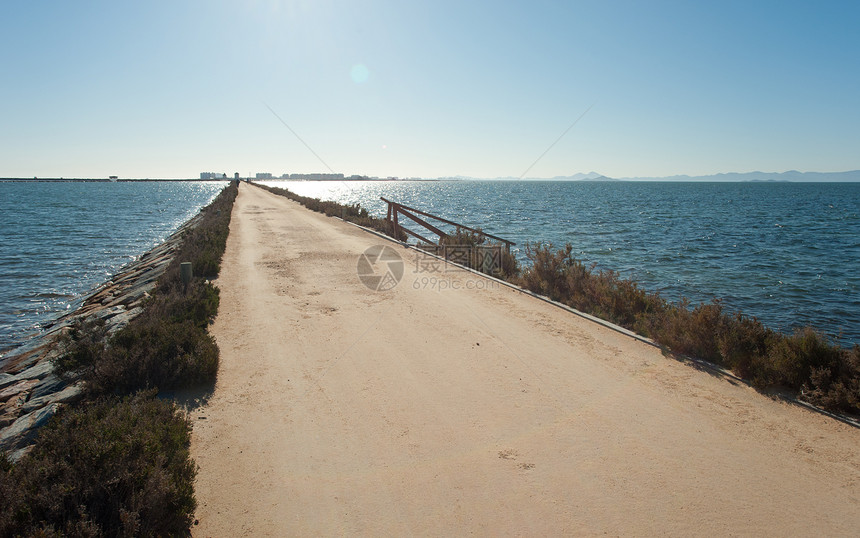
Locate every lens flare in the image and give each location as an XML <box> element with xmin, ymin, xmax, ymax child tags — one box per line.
<box><xmin>350</xmin><ymin>64</ymin><xmax>370</xmax><ymax>83</ymax></box>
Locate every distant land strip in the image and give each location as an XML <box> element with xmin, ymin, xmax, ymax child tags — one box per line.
<box><xmin>3</xmin><ymin>169</ymin><xmax>860</xmax><ymax>182</ymax></box>
<box><xmin>0</xmin><ymin>178</ymin><xmax>226</xmax><ymax>182</ymax></box>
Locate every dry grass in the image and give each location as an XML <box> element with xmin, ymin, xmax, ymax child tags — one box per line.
<box><xmin>0</xmin><ymin>181</ymin><xmax>239</xmax><ymax>536</ymax></box>
<box><xmin>54</xmin><ymin>182</ymin><xmax>237</xmax><ymax>395</ymax></box>
<box><xmin>515</xmin><ymin>242</ymin><xmax>859</xmax><ymax>414</ymax></box>
<box><xmin>249</xmin><ymin>187</ymin><xmax>859</xmax><ymax>414</ymax></box>
<box><xmin>0</xmin><ymin>392</ymin><xmax>195</xmax><ymax>536</ymax></box>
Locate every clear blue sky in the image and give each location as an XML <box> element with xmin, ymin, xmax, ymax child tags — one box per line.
<box><xmin>2</xmin><ymin>1</ymin><xmax>858</xmax><ymax>179</ymax></box>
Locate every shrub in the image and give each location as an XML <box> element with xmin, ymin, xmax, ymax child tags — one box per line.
<box><xmin>7</xmin><ymin>182</ymin><xmax>236</xmax><ymax>537</ymax></box>
<box><xmin>804</xmin><ymin>345</ymin><xmax>860</xmax><ymax>411</ymax></box>
<box><xmin>149</xmin><ymin>279</ymin><xmax>221</xmax><ymax>329</ymax></box>
<box><xmin>515</xmin><ymin>243</ymin><xmax>574</xmax><ymax>302</ymax></box>
<box><xmin>640</xmin><ymin>299</ymin><xmax>725</xmax><ymax>363</ymax></box>
<box><xmin>92</xmin><ymin>317</ymin><xmax>218</xmax><ymax>395</ymax></box>
<box><xmin>498</xmin><ymin>248</ymin><xmax>520</xmax><ymax>279</ymax></box>
<box><xmin>54</xmin><ymin>184</ymin><xmax>234</xmax><ymax>395</ymax></box>
<box><xmin>764</xmin><ymin>327</ymin><xmax>844</xmax><ymax>389</ymax></box>
<box><xmin>439</xmin><ymin>230</ymin><xmax>517</xmax><ymax>278</ymax></box>
<box><xmin>517</xmin><ymin>243</ymin><xmax>666</xmax><ymax>332</ymax></box>
<box><xmin>574</xmin><ymin>266</ymin><xmax>666</xmax><ymax>331</ymax></box>
<box><xmin>514</xmin><ymin>242</ymin><xmax>859</xmax><ymax>414</ymax></box>
<box><xmin>56</xmin><ymin>289</ymin><xmax>220</xmax><ymax>396</ymax></box>
<box><xmin>53</xmin><ymin>319</ymin><xmax>109</xmax><ymax>381</ymax></box>
<box><xmin>161</xmin><ymin>182</ymin><xmax>237</xmax><ymax>287</ymax></box>
<box><xmin>717</xmin><ymin>313</ymin><xmax>774</xmax><ymax>382</ymax></box>
<box><xmin>255</xmin><ymin>188</ymin><xmax>860</xmax><ymax>414</ymax></box>
<box><xmin>0</xmin><ymin>392</ymin><xmax>196</xmax><ymax>537</ymax></box>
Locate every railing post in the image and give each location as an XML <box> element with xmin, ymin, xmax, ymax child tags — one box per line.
<box><xmin>180</xmin><ymin>262</ymin><xmax>193</xmax><ymax>292</ymax></box>
<box><xmin>380</xmin><ymin>196</ymin><xmax>514</xmax><ymax>252</ymax></box>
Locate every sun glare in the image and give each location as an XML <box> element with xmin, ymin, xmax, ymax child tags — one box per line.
<box><xmin>351</xmin><ymin>63</ymin><xmax>370</xmax><ymax>84</ymax></box>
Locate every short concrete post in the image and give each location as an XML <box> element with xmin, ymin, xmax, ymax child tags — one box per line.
<box><xmin>180</xmin><ymin>262</ymin><xmax>193</xmax><ymax>290</ymax></box>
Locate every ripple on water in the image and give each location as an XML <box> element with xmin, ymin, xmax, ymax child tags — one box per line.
<box><xmin>0</xmin><ymin>181</ymin><xmax>227</xmax><ymax>352</ymax></box>
<box><xmin>262</xmin><ymin>180</ymin><xmax>860</xmax><ymax>343</ymax></box>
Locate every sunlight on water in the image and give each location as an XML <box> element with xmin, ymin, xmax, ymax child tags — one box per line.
<box><xmin>0</xmin><ymin>181</ymin><xmax>227</xmax><ymax>353</ymax></box>
<box><xmin>2</xmin><ymin>179</ymin><xmax>856</xmax><ymax>351</ymax></box>
<box><xmin>261</xmin><ymin>180</ymin><xmax>860</xmax><ymax>343</ymax></box>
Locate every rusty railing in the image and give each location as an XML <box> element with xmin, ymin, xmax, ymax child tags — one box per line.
<box><xmin>381</xmin><ymin>197</ymin><xmax>514</xmax><ymax>253</ymax></box>
<box><xmin>381</xmin><ymin>197</ymin><xmax>515</xmax><ymax>275</ymax></box>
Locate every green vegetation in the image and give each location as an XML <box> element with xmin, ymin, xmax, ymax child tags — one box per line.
<box><xmin>513</xmin><ymin>243</ymin><xmax>860</xmax><ymax>415</ymax></box>
<box><xmin>54</xmin><ymin>182</ymin><xmax>237</xmax><ymax>395</ymax></box>
<box><xmin>1</xmin><ymin>181</ymin><xmax>238</xmax><ymax>536</ymax></box>
<box><xmin>0</xmin><ymin>392</ymin><xmax>195</xmax><ymax>537</ymax></box>
<box><xmin>57</xmin><ymin>299</ymin><xmax>220</xmax><ymax>396</ymax></box>
<box><xmin>439</xmin><ymin>229</ymin><xmax>520</xmax><ymax>279</ymax></box>
<box><xmin>253</xmin><ymin>183</ymin><xmax>858</xmax><ymax>415</ymax></box>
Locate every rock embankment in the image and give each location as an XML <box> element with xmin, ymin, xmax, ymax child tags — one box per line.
<box><xmin>0</xmin><ymin>213</ymin><xmax>204</xmax><ymax>461</ymax></box>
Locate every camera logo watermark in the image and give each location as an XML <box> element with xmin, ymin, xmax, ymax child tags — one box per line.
<box><xmin>357</xmin><ymin>244</ymin><xmax>503</xmax><ymax>293</ymax></box>
<box><xmin>409</xmin><ymin>246</ymin><xmax>502</xmax><ymax>292</ymax></box>
<box><xmin>357</xmin><ymin>245</ymin><xmax>404</xmax><ymax>291</ymax></box>
<box><xmin>415</xmin><ymin>245</ymin><xmax>503</xmax><ymax>276</ymax></box>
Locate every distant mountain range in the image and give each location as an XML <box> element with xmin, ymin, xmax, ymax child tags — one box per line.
<box><xmin>614</xmin><ymin>170</ymin><xmax>860</xmax><ymax>182</ymax></box>
<box><xmin>438</xmin><ymin>170</ymin><xmax>860</xmax><ymax>182</ymax></box>
<box><xmin>438</xmin><ymin>171</ymin><xmax>614</xmax><ymax>181</ymax></box>
<box><xmin>549</xmin><ymin>172</ymin><xmax>612</xmax><ymax>181</ymax></box>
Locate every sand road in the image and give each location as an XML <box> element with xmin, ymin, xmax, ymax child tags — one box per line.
<box><xmin>190</xmin><ymin>183</ymin><xmax>859</xmax><ymax>536</ymax></box>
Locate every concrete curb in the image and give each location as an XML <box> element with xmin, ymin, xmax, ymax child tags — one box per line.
<box><xmin>336</xmin><ymin>216</ymin><xmax>860</xmax><ymax>430</ymax></box>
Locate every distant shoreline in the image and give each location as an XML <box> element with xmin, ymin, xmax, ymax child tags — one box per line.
<box><xmin>0</xmin><ymin>178</ymin><xmax>227</xmax><ymax>182</ymax></box>
<box><xmin>0</xmin><ymin>178</ymin><xmax>429</xmax><ymax>183</ymax></box>
<box><xmin>3</xmin><ymin>176</ymin><xmax>859</xmax><ymax>183</ymax></box>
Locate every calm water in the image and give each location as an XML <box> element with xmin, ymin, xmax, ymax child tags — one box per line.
<box><xmin>1</xmin><ymin>180</ymin><xmax>857</xmax><ymax>353</ymax></box>
<box><xmin>263</xmin><ymin>180</ymin><xmax>860</xmax><ymax>344</ymax></box>
<box><xmin>0</xmin><ymin>181</ymin><xmax>227</xmax><ymax>353</ymax></box>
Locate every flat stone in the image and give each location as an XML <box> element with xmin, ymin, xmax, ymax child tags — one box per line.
<box><xmin>127</xmin><ymin>296</ymin><xmax>149</xmax><ymax>311</ymax></box>
<box><xmin>1</xmin><ymin>391</ymin><xmax>28</xmax><ymax>419</ymax></box>
<box><xmin>0</xmin><ymin>347</ymin><xmax>49</xmax><ymax>376</ymax></box>
<box><xmin>30</xmin><ymin>374</ymin><xmax>66</xmax><ymax>400</ymax></box>
<box><xmin>106</xmin><ymin>306</ymin><xmax>145</xmax><ymax>335</ymax></box>
<box><xmin>0</xmin><ymin>373</ymin><xmax>14</xmax><ymax>389</ymax></box>
<box><xmin>133</xmin><ymin>273</ymin><xmax>162</xmax><ymax>289</ymax></box>
<box><xmin>90</xmin><ymin>305</ymin><xmax>127</xmax><ymax>322</ymax></box>
<box><xmin>113</xmin><ymin>269</ymin><xmax>145</xmax><ymax>284</ymax></box>
<box><xmin>0</xmin><ymin>413</ymin><xmax>17</xmax><ymax>429</ymax></box>
<box><xmin>0</xmin><ymin>338</ymin><xmax>53</xmax><ymax>374</ymax></box>
<box><xmin>87</xmin><ymin>285</ymin><xmax>118</xmax><ymax>304</ymax></box>
<box><xmin>10</xmin><ymin>360</ymin><xmax>54</xmax><ymax>382</ymax></box>
<box><xmin>21</xmin><ymin>383</ymin><xmax>83</xmax><ymax>414</ymax></box>
<box><xmin>73</xmin><ymin>305</ymin><xmax>102</xmax><ymax>319</ymax></box>
<box><xmin>0</xmin><ymin>379</ymin><xmax>40</xmax><ymax>402</ymax></box>
<box><xmin>105</xmin><ymin>282</ymin><xmax>156</xmax><ymax>308</ymax></box>
<box><xmin>146</xmin><ymin>259</ymin><xmax>172</xmax><ymax>275</ymax></box>
<box><xmin>9</xmin><ymin>445</ymin><xmax>33</xmax><ymax>463</ymax></box>
<box><xmin>43</xmin><ymin>319</ymin><xmax>73</xmax><ymax>337</ymax></box>
<box><xmin>0</xmin><ymin>403</ymin><xmax>58</xmax><ymax>453</ymax></box>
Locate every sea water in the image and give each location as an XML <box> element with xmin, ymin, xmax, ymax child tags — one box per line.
<box><xmin>262</xmin><ymin>180</ymin><xmax>860</xmax><ymax>344</ymax></box>
<box><xmin>1</xmin><ymin>180</ymin><xmax>857</xmax><ymax>353</ymax></box>
<box><xmin>0</xmin><ymin>181</ymin><xmax>227</xmax><ymax>353</ymax></box>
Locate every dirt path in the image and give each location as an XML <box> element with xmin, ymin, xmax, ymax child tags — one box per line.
<box><xmin>189</xmin><ymin>183</ymin><xmax>859</xmax><ymax>536</ymax></box>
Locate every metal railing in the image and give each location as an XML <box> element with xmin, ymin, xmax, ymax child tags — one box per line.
<box><xmin>381</xmin><ymin>197</ymin><xmax>514</xmax><ymax>253</ymax></box>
